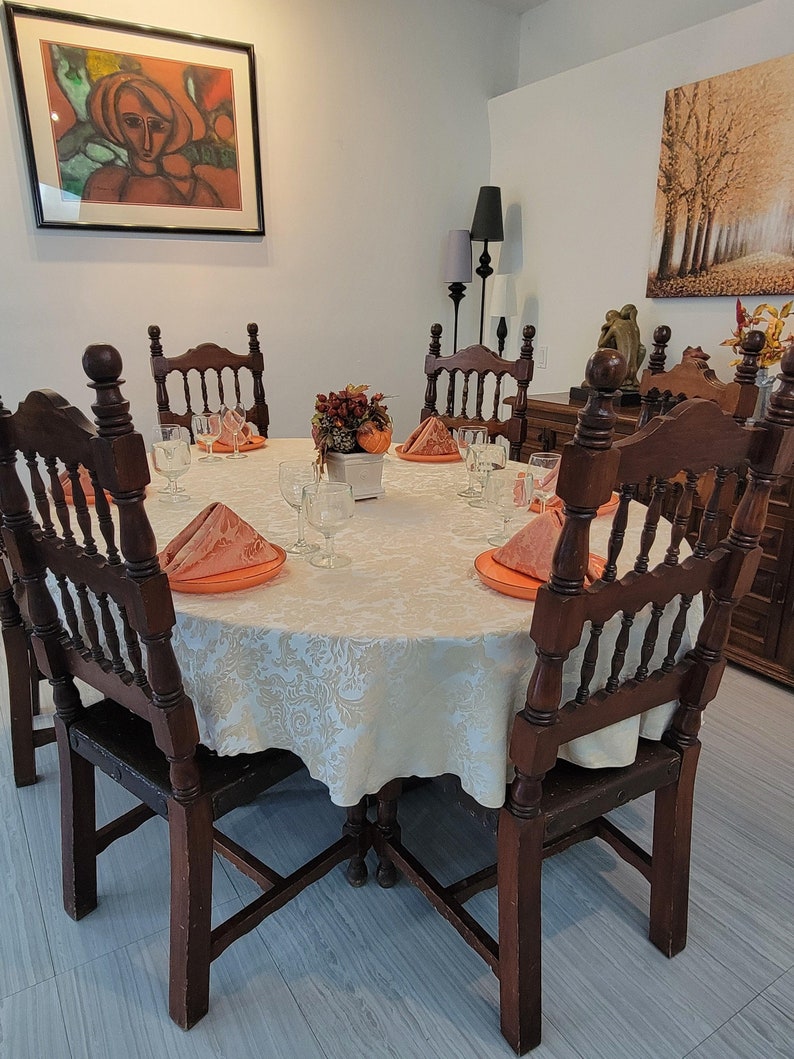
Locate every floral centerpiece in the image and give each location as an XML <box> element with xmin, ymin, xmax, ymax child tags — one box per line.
<box><xmin>721</xmin><ymin>298</ymin><xmax>793</xmax><ymax>368</ymax></box>
<box><xmin>312</xmin><ymin>384</ymin><xmax>392</xmax><ymax>468</ymax></box>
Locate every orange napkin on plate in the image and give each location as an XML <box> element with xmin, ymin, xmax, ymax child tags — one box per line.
<box><xmin>401</xmin><ymin>416</ymin><xmax>458</xmax><ymax>455</ymax></box>
<box><xmin>493</xmin><ymin>509</ymin><xmax>603</xmax><ymax>583</ymax></box>
<box><xmin>494</xmin><ymin>509</ymin><xmax>564</xmax><ymax>580</ymax></box>
<box><xmin>159</xmin><ymin>502</ymin><xmax>279</xmax><ymax>580</ymax></box>
<box><xmin>58</xmin><ymin>466</ymin><xmax>111</xmax><ymax>505</ymax></box>
<box><xmin>217</xmin><ymin>414</ymin><xmax>258</xmax><ymax>449</ymax></box>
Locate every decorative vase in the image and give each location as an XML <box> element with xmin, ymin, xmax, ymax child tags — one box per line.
<box><xmin>753</xmin><ymin>367</ymin><xmax>775</xmax><ymax>423</ymax></box>
<box><xmin>325</xmin><ymin>450</ymin><xmax>385</xmax><ymax>500</ymax></box>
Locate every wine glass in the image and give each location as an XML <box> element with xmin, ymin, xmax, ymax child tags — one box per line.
<box><xmin>152</xmin><ymin>425</ymin><xmax>186</xmax><ymax>493</ymax></box>
<box><xmin>527</xmin><ymin>452</ymin><xmax>561</xmax><ymax>515</ymax></box>
<box><xmin>191</xmin><ymin>413</ymin><xmax>222</xmax><ymax>462</ymax></box>
<box><xmin>221</xmin><ymin>402</ymin><xmax>248</xmax><ymax>460</ymax></box>
<box><xmin>455</xmin><ymin>426</ymin><xmax>489</xmax><ymax>497</ymax></box>
<box><xmin>302</xmin><ymin>482</ymin><xmax>355</xmax><ymax>569</ymax></box>
<box><xmin>279</xmin><ymin>460</ymin><xmax>319</xmax><ymax>556</ymax></box>
<box><xmin>486</xmin><ymin>470</ymin><xmax>533</xmax><ymax>546</ymax></box>
<box><xmin>468</xmin><ymin>443</ymin><xmax>507</xmax><ymax>508</ymax></box>
<box><xmin>152</xmin><ymin>432</ymin><xmax>191</xmax><ymax>503</ymax></box>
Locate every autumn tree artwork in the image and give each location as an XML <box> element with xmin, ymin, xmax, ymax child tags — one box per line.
<box><xmin>647</xmin><ymin>54</ymin><xmax>794</xmax><ymax>298</ymax></box>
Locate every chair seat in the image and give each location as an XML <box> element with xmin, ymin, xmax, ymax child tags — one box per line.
<box><xmin>542</xmin><ymin>739</ymin><xmax>681</xmax><ymax>843</ymax></box>
<box><xmin>69</xmin><ymin>699</ymin><xmax>303</xmax><ymax>820</ymax></box>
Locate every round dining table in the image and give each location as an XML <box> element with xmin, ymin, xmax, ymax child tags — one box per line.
<box><xmin>146</xmin><ymin>438</ymin><xmax>699</xmax><ymax>809</ymax></box>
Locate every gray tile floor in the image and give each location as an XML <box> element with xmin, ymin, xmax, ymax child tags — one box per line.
<box><xmin>0</xmin><ymin>662</ymin><xmax>791</xmax><ymax>1058</ymax></box>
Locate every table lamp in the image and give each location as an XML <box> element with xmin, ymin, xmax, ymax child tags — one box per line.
<box><xmin>489</xmin><ymin>273</ymin><xmax>517</xmax><ymax>353</ymax></box>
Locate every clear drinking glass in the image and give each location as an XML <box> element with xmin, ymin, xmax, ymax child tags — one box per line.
<box><xmin>220</xmin><ymin>402</ymin><xmax>248</xmax><ymax>460</ymax></box>
<box><xmin>152</xmin><ymin>425</ymin><xmax>186</xmax><ymax>492</ymax></box>
<box><xmin>302</xmin><ymin>481</ymin><xmax>355</xmax><ymax>569</ymax></box>
<box><xmin>456</xmin><ymin>426</ymin><xmax>489</xmax><ymax>497</ymax></box>
<box><xmin>527</xmin><ymin>452</ymin><xmax>561</xmax><ymax>515</ymax></box>
<box><xmin>191</xmin><ymin>413</ymin><xmax>222</xmax><ymax>462</ymax></box>
<box><xmin>152</xmin><ymin>433</ymin><xmax>191</xmax><ymax>503</ymax></box>
<box><xmin>279</xmin><ymin>460</ymin><xmax>319</xmax><ymax>556</ymax></box>
<box><xmin>468</xmin><ymin>443</ymin><xmax>507</xmax><ymax>508</ymax></box>
<box><xmin>486</xmin><ymin>470</ymin><xmax>533</xmax><ymax>546</ymax></box>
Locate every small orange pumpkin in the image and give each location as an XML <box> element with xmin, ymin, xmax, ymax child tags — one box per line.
<box><xmin>356</xmin><ymin>421</ymin><xmax>392</xmax><ymax>454</ymax></box>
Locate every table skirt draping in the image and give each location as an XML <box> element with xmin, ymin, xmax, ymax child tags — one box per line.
<box><xmin>140</xmin><ymin>439</ymin><xmax>701</xmax><ymax>809</ymax></box>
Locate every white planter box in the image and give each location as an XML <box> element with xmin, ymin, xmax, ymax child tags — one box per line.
<box><xmin>325</xmin><ymin>451</ymin><xmax>385</xmax><ymax>500</ymax></box>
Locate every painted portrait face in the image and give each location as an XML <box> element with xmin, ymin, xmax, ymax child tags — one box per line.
<box><xmin>117</xmin><ymin>86</ymin><xmax>173</xmax><ymax>163</ymax></box>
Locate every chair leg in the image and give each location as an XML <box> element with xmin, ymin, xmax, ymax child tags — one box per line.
<box><xmin>168</xmin><ymin>796</ymin><xmax>214</xmax><ymax>1030</ymax></box>
<box><xmin>6</xmin><ymin>624</ymin><xmax>37</xmax><ymax>786</ymax></box>
<box><xmin>56</xmin><ymin>718</ymin><xmax>98</xmax><ymax>920</ymax></box>
<box><xmin>649</xmin><ymin>744</ymin><xmax>700</xmax><ymax>958</ymax></box>
<box><xmin>497</xmin><ymin>806</ymin><xmax>545</xmax><ymax>1055</ymax></box>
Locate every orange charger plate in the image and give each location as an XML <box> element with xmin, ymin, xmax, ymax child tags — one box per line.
<box><xmin>168</xmin><ymin>545</ymin><xmax>287</xmax><ymax>594</ymax></box>
<box><xmin>394</xmin><ymin>444</ymin><xmax>461</xmax><ymax>463</ymax></box>
<box><xmin>212</xmin><ymin>435</ymin><xmax>267</xmax><ymax>454</ymax></box>
<box><xmin>474</xmin><ymin>550</ymin><xmax>606</xmax><ymax>601</ymax></box>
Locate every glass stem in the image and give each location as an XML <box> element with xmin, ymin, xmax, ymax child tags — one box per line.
<box><xmin>539</xmin><ymin>497</ymin><xmax>546</xmax><ymax>515</ymax></box>
<box><xmin>170</xmin><ymin>477</ymin><xmax>179</xmax><ymax>499</ymax></box>
<box><xmin>233</xmin><ymin>431</ymin><xmax>240</xmax><ymax>457</ymax></box>
<box><xmin>296</xmin><ymin>506</ymin><xmax>307</xmax><ymax>545</ymax></box>
<box><xmin>325</xmin><ymin>533</ymin><xmax>335</xmax><ymax>561</ymax></box>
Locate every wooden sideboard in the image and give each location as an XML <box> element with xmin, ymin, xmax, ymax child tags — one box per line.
<box><xmin>521</xmin><ymin>392</ymin><xmax>794</xmax><ymax>688</ymax></box>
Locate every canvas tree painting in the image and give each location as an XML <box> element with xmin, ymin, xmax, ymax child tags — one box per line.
<box><xmin>647</xmin><ymin>53</ymin><xmax>794</xmax><ymax>298</ymax></box>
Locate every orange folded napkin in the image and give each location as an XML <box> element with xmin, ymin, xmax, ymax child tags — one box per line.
<box><xmin>58</xmin><ymin>466</ymin><xmax>111</xmax><ymax>505</ymax></box>
<box><xmin>494</xmin><ymin>509</ymin><xmax>602</xmax><ymax>583</ymax></box>
<box><xmin>217</xmin><ymin>414</ymin><xmax>257</xmax><ymax>449</ymax></box>
<box><xmin>401</xmin><ymin>416</ymin><xmax>458</xmax><ymax>456</ymax></box>
<box><xmin>494</xmin><ymin>509</ymin><xmax>564</xmax><ymax>580</ymax></box>
<box><xmin>159</xmin><ymin>502</ymin><xmax>279</xmax><ymax>580</ymax></box>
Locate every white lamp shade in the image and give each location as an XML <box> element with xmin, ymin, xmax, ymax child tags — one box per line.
<box><xmin>490</xmin><ymin>274</ymin><xmax>517</xmax><ymax>318</ymax></box>
<box><xmin>443</xmin><ymin>229</ymin><xmax>472</xmax><ymax>283</ymax></box>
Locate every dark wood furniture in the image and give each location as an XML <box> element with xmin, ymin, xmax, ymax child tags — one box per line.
<box><xmin>0</xmin><ymin>348</ymin><xmax>360</xmax><ymax>1029</ymax></box>
<box><xmin>149</xmin><ymin>322</ymin><xmax>270</xmax><ymax>441</ymax></box>
<box><xmin>421</xmin><ymin>322</ymin><xmax>535</xmax><ymax>460</ymax></box>
<box><xmin>370</xmin><ymin>344</ymin><xmax>794</xmax><ymax>1054</ymax></box>
<box><xmin>0</xmin><ymin>543</ymin><xmax>52</xmax><ymax>785</ymax></box>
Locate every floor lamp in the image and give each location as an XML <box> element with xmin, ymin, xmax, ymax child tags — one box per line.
<box><xmin>444</xmin><ymin>229</ymin><xmax>472</xmax><ymax>354</ymax></box>
<box><xmin>489</xmin><ymin>274</ymin><xmax>517</xmax><ymax>353</ymax></box>
<box><xmin>470</xmin><ymin>186</ymin><xmax>504</xmax><ymax>344</ymax></box>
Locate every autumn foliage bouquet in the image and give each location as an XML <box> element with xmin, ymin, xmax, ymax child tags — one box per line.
<box><xmin>722</xmin><ymin>298</ymin><xmax>794</xmax><ymax>369</ymax></box>
<box><xmin>312</xmin><ymin>384</ymin><xmax>392</xmax><ymax>466</ymax></box>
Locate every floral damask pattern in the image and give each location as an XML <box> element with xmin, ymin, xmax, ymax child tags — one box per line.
<box><xmin>148</xmin><ymin>440</ymin><xmax>701</xmax><ymax>808</ymax></box>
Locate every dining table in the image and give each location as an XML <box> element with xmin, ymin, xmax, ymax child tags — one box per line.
<box><xmin>146</xmin><ymin>437</ymin><xmax>701</xmax><ymax>810</ymax></box>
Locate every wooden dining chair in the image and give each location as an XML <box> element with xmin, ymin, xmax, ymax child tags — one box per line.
<box><xmin>421</xmin><ymin>322</ymin><xmax>535</xmax><ymax>459</ymax></box>
<box><xmin>0</xmin><ymin>347</ymin><xmax>361</xmax><ymax>1030</ymax></box>
<box><xmin>371</xmin><ymin>342</ymin><xmax>794</xmax><ymax>1053</ymax></box>
<box><xmin>149</xmin><ymin>322</ymin><xmax>270</xmax><ymax>441</ymax></box>
<box><xmin>0</xmin><ymin>537</ymin><xmax>52</xmax><ymax>785</ymax></box>
<box><xmin>637</xmin><ymin>327</ymin><xmax>763</xmax><ymax>429</ymax></box>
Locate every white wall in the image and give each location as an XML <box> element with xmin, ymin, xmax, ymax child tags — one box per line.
<box><xmin>0</xmin><ymin>0</ymin><xmax>519</xmax><ymax>442</ymax></box>
<box><xmin>518</xmin><ymin>0</ymin><xmax>763</xmax><ymax>86</ymax></box>
<box><xmin>490</xmin><ymin>0</ymin><xmax>794</xmax><ymax>394</ymax></box>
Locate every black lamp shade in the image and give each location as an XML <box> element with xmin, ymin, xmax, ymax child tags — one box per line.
<box><xmin>470</xmin><ymin>186</ymin><xmax>504</xmax><ymax>242</ymax></box>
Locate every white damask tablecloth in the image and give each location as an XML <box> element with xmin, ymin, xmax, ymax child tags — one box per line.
<box><xmin>147</xmin><ymin>438</ymin><xmax>699</xmax><ymax>808</ymax></box>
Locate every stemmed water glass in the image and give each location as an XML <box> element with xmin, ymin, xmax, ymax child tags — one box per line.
<box><xmin>220</xmin><ymin>402</ymin><xmax>248</xmax><ymax>460</ymax></box>
<box><xmin>279</xmin><ymin>460</ymin><xmax>319</xmax><ymax>556</ymax></box>
<box><xmin>527</xmin><ymin>452</ymin><xmax>561</xmax><ymax>515</ymax></box>
<box><xmin>302</xmin><ymin>481</ymin><xmax>355</xmax><ymax>568</ymax></box>
<box><xmin>486</xmin><ymin>470</ymin><xmax>533</xmax><ymax>546</ymax></box>
<box><xmin>468</xmin><ymin>442</ymin><xmax>507</xmax><ymax>508</ymax></box>
<box><xmin>152</xmin><ymin>425</ymin><xmax>187</xmax><ymax>494</ymax></box>
<box><xmin>151</xmin><ymin>429</ymin><xmax>191</xmax><ymax>503</ymax></box>
<box><xmin>191</xmin><ymin>413</ymin><xmax>222</xmax><ymax>462</ymax></box>
<box><xmin>455</xmin><ymin>426</ymin><xmax>489</xmax><ymax>498</ymax></box>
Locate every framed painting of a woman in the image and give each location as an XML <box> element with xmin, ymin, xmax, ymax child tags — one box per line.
<box><xmin>3</xmin><ymin>3</ymin><xmax>265</xmax><ymax>233</ymax></box>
